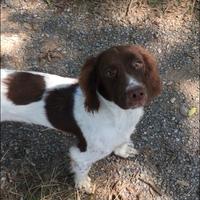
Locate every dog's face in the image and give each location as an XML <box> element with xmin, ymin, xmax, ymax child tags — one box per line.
<box><xmin>79</xmin><ymin>45</ymin><xmax>162</xmax><ymax>112</ymax></box>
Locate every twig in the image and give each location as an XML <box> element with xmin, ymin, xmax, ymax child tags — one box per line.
<box><xmin>113</xmin><ymin>181</ymin><xmax>126</xmax><ymax>200</ymax></box>
<box><xmin>138</xmin><ymin>177</ymin><xmax>162</xmax><ymax>196</ymax></box>
<box><xmin>21</xmin><ymin>164</ymin><xmax>33</xmax><ymax>198</ymax></box>
<box><xmin>75</xmin><ymin>189</ymin><xmax>81</xmax><ymax>200</ymax></box>
<box><xmin>41</xmin><ymin>127</ymin><xmax>52</xmax><ymax>132</ymax></box>
<box><xmin>8</xmin><ymin>190</ymin><xmax>22</xmax><ymax>196</ymax></box>
<box><xmin>1</xmin><ymin>149</ymin><xmax>10</xmax><ymax>162</ymax></box>
<box><xmin>191</xmin><ymin>0</ymin><xmax>197</xmax><ymax>13</ymax></box>
<box><xmin>126</xmin><ymin>0</ymin><xmax>134</xmax><ymax>16</ymax></box>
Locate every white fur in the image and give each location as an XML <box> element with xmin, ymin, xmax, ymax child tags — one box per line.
<box><xmin>114</xmin><ymin>142</ymin><xmax>139</xmax><ymax>158</ymax></box>
<box><xmin>126</xmin><ymin>74</ymin><xmax>141</xmax><ymax>89</ymax></box>
<box><xmin>1</xmin><ymin>69</ymin><xmax>144</xmax><ymax>193</ymax></box>
<box><xmin>1</xmin><ymin>69</ymin><xmax>77</xmax><ymax>126</ymax></box>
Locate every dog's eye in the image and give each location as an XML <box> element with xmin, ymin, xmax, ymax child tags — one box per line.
<box><xmin>105</xmin><ymin>68</ymin><xmax>117</xmax><ymax>78</ymax></box>
<box><xmin>132</xmin><ymin>61</ymin><xmax>143</xmax><ymax>70</ymax></box>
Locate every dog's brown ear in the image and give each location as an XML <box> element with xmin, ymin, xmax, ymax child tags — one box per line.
<box><xmin>79</xmin><ymin>56</ymin><xmax>100</xmax><ymax>112</ymax></box>
<box><xmin>136</xmin><ymin>46</ymin><xmax>162</xmax><ymax>102</ymax></box>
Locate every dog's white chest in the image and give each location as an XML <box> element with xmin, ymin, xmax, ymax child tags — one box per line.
<box><xmin>74</xmin><ymin>89</ymin><xmax>144</xmax><ymax>149</ymax></box>
<box><xmin>114</xmin><ymin>108</ymin><xmax>143</xmax><ymax>134</ymax></box>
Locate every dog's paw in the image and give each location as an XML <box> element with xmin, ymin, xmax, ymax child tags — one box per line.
<box><xmin>75</xmin><ymin>176</ymin><xmax>94</xmax><ymax>194</ymax></box>
<box><xmin>114</xmin><ymin>143</ymin><xmax>139</xmax><ymax>158</ymax></box>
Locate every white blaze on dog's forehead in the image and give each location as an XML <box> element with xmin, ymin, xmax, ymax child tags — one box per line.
<box><xmin>126</xmin><ymin>74</ymin><xmax>140</xmax><ymax>87</ymax></box>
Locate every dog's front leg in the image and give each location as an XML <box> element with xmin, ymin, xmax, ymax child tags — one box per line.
<box><xmin>69</xmin><ymin>146</ymin><xmax>111</xmax><ymax>193</ymax></box>
<box><xmin>114</xmin><ymin>142</ymin><xmax>139</xmax><ymax>158</ymax></box>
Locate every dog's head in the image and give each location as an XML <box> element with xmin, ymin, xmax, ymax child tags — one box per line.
<box><xmin>79</xmin><ymin>45</ymin><xmax>162</xmax><ymax>112</ymax></box>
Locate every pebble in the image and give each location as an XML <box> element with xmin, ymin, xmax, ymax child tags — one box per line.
<box><xmin>158</xmin><ymin>48</ymin><xmax>162</xmax><ymax>53</ymax></box>
<box><xmin>170</xmin><ymin>97</ymin><xmax>176</xmax><ymax>103</ymax></box>
<box><xmin>166</xmin><ymin>81</ymin><xmax>173</xmax><ymax>86</ymax></box>
<box><xmin>180</xmin><ymin>104</ymin><xmax>188</xmax><ymax>116</ymax></box>
<box><xmin>174</xmin><ymin>129</ymin><xmax>178</xmax><ymax>133</ymax></box>
<box><xmin>23</xmin><ymin>23</ymin><xmax>32</xmax><ymax>30</ymax></box>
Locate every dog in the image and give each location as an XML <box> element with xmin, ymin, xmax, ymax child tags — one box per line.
<box><xmin>1</xmin><ymin>45</ymin><xmax>161</xmax><ymax>193</ymax></box>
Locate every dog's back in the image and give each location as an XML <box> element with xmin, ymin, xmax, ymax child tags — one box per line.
<box><xmin>0</xmin><ymin>69</ymin><xmax>77</xmax><ymax>126</ymax></box>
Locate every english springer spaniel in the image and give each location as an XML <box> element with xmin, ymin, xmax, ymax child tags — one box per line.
<box><xmin>1</xmin><ymin>45</ymin><xmax>161</xmax><ymax>193</ymax></box>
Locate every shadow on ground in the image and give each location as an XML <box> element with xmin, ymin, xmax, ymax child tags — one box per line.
<box><xmin>1</xmin><ymin>1</ymin><xmax>199</xmax><ymax>200</ymax></box>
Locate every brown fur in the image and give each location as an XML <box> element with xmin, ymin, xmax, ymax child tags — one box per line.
<box><xmin>79</xmin><ymin>57</ymin><xmax>100</xmax><ymax>112</ymax></box>
<box><xmin>134</xmin><ymin>46</ymin><xmax>162</xmax><ymax>102</ymax></box>
<box><xmin>45</xmin><ymin>84</ymin><xmax>87</xmax><ymax>152</ymax></box>
<box><xmin>3</xmin><ymin>72</ymin><xmax>45</xmax><ymax>105</ymax></box>
<box><xmin>79</xmin><ymin>45</ymin><xmax>162</xmax><ymax>112</ymax></box>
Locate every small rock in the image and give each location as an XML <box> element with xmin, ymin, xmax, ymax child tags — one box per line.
<box><xmin>180</xmin><ymin>104</ymin><xmax>188</xmax><ymax>116</ymax></box>
<box><xmin>1</xmin><ymin>177</ymin><xmax>6</xmax><ymax>189</ymax></box>
<box><xmin>170</xmin><ymin>97</ymin><xmax>176</xmax><ymax>103</ymax></box>
<box><xmin>25</xmin><ymin>148</ymin><xmax>30</xmax><ymax>154</ymax></box>
<box><xmin>176</xmin><ymin>180</ymin><xmax>189</xmax><ymax>187</ymax></box>
<box><xmin>174</xmin><ymin>129</ymin><xmax>178</xmax><ymax>133</ymax></box>
<box><xmin>23</xmin><ymin>23</ymin><xmax>32</xmax><ymax>30</ymax></box>
<box><xmin>166</xmin><ymin>81</ymin><xmax>173</xmax><ymax>86</ymax></box>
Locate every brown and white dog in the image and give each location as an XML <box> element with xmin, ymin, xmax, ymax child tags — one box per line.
<box><xmin>1</xmin><ymin>45</ymin><xmax>161</xmax><ymax>193</ymax></box>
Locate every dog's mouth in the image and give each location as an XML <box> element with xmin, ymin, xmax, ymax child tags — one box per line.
<box><xmin>129</xmin><ymin>103</ymin><xmax>145</xmax><ymax>109</ymax></box>
<box><xmin>127</xmin><ymin>102</ymin><xmax>145</xmax><ymax>109</ymax></box>
<box><xmin>125</xmin><ymin>96</ymin><xmax>147</xmax><ymax>109</ymax></box>
<box><xmin>117</xmin><ymin>100</ymin><xmax>146</xmax><ymax>110</ymax></box>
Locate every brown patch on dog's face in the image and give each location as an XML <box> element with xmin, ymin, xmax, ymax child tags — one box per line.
<box><xmin>79</xmin><ymin>45</ymin><xmax>162</xmax><ymax>112</ymax></box>
<box><xmin>3</xmin><ymin>72</ymin><xmax>45</xmax><ymax>105</ymax></box>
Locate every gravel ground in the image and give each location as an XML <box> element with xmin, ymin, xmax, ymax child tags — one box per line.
<box><xmin>1</xmin><ymin>0</ymin><xmax>199</xmax><ymax>200</ymax></box>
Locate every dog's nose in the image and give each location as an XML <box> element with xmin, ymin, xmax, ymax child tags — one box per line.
<box><xmin>126</xmin><ymin>86</ymin><xmax>145</xmax><ymax>102</ymax></box>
